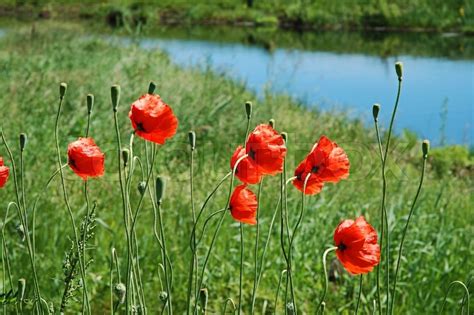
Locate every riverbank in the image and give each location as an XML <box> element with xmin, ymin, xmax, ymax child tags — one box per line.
<box><xmin>1</xmin><ymin>1</ymin><xmax>473</xmax><ymax>34</ymax></box>
<box><xmin>0</xmin><ymin>22</ymin><xmax>472</xmax><ymax>313</ymax></box>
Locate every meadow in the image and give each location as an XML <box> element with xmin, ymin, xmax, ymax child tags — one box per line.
<box><xmin>0</xmin><ymin>22</ymin><xmax>472</xmax><ymax>314</ymax></box>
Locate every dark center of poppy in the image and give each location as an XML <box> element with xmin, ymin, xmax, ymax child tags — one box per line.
<box><xmin>69</xmin><ymin>158</ymin><xmax>76</xmax><ymax>168</ymax></box>
<box><xmin>311</xmin><ymin>165</ymin><xmax>320</xmax><ymax>174</ymax></box>
<box><xmin>136</xmin><ymin>122</ymin><xmax>146</xmax><ymax>132</ymax></box>
<box><xmin>248</xmin><ymin>149</ymin><xmax>256</xmax><ymax>160</ymax></box>
<box><xmin>338</xmin><ymin>242</ymin><xmax>347</xmax><ymax>251</ymax></box>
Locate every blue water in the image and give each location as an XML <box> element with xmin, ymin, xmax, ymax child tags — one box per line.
<box><xmin>136</xmin><ymin>37</ymin><xmax>473</xmax><ymax>146</ymax></box>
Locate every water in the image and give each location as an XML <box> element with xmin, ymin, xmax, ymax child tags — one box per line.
<box><xmin>132</xmin><ymin>29</ymin><xmax>473</xmax><ymax>146</ymax></box>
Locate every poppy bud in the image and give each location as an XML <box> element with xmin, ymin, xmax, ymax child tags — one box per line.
<box><xmin>268</xmin><ymin>118</ymin><xmax>275</xmax><ymax>128</ymax></box>
<box><xmin>395</xmin><ymin>62</ymin><xmax>403</xmax><ymax>80</ymax></box>
<box><xmin>286</xmin><ymin>302</ymin><xmax>295</xmax><ymax>315</ymax></box>
<box><xmin>155</xmin><ymin>177</ymin><xmax>166</xmax><ymax>205</ymax></box>
<box><xmin>16</xmin><ymin>223</ymin><xmax>25</xmax><ymax>242</ymax></box>
<box><xmin>188</xmin><ymin>131</ymin><xmax>196</xmax><ymax>151</ymax></box>
<box><xmin>111</xmin><ymin>85</ymin><xmax>121</xmax><ymax>112</ymax></box>
<box><xmin>422</xmin><ymin>140</ymin><xmax>430</xmax><ymax>159</ymax></box>
<box><xmin>245</xmin><ymin>101</ymin><xmax>252</xmax><ymax>119</ymax></box>
<box><xmin>114</xmin><ymin>283</ymin><xmax>126</xmax><ymax>305</ymax></box>
<box><xmin>159</xmin><ymin>291</ymin><xmax>168</xmax><ymax>303</ymax></box>
<box><xmin>121</xmin><ymin>148</ymin><xmax>129</xmax><ymax>167</ymax></box>
<box><xmin>59</xmin><ymin>82</ymin><xmax>67</xmax><ymax>99</ymax></box>
<box><xmin>18</xmin><ymin>278</ymin><xmax>26</xmax><ymax>303</ymax></box>
<box><xmin>372</xmin><ymin>103</ymin><xmax>380</xmax><ymax>121</ymax></box>
<box><xmin>148</xmin><ymin>81</ymin><xmax>157</xmax><ymax>94</ymax></box>
<box><xmin>320</xmin><ymin>301</ymin><xmax>326</xmax><ymax>312</ymax></box>
<box><xmin>19</xmin><ymin>133</ymin><xmax>27</xmax><ymax>151</ymax></box>
<box><xmin>199</xmin><ymin>288</ymin><xmax>208</xmax><ymax>312</ymax></box>
<box><xmin>87</xmin><ymin>94</ymin><xmax>94</xmax><ymax>114</ymax></box>
<box><xmin>281</xmin><ymin>132</ymin><xmax>288</xmax><ymax>143</ymax></box>
<box><xmin>138</xmin><ymin>181</ymin><xmax>147</xmax><ymax>195</ymax></box>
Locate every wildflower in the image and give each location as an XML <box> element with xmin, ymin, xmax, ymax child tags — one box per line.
<box><xmin>129</xmin><ymin>93</ymin><xmax>178</xmax><ymax>144</ymax></box>
<box><xmin>229</xmin><ymin>184</ymin><xmax>258</xmax><ymax>225</ymax></box>
<box><xmin>293</xmin><ymin>135</ymin><xmax>349</xmax><ymax>195</ymax></box>
<box><xmin>230</xmin><ymin>124</ymin><xmax>286</xmax><ymax>184</ymax></box>
<box><xmin>67</xmin><ymin>138</ymin><xmax>105</xmax><ymax>180</ymax></box>
<box><xmin>0</xmin><ymin>157</ymin><xmax>10</xmax><ymax>188</ymax></box>
<box><xmin>333</xmin><ymin>216</ymin><xmax>380</xmax><ymax>274</ymax></box>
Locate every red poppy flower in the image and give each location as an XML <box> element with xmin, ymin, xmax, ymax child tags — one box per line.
<box><xmin>293</xmin><ymin>135</ymin><xmax>349</xmax><ymax>195</ymax></box>
<box><xmin>245</xmin><ymin>124</ymin><xmax>286</xmax><ymax>176</ymax></box>
<box><xmin>333</xmin><ymin>216</ymin><xmax>380</xmax><ymax>275</ymax></box>
<box><xmin>0</xmin><ymin>157</ymin><xmax>10</xmax><ymax>188</ymax></box>
<box><xmin>68</xmin><ymin>138</ymin><xmax>105</xmax><ymax>180</ymax></box>
<box><xmin>229</xmin><ymin>184</ymin><xmax>258</xmax><ymax>225</ymax></box>
<box><xmin>129</xmin><ymin>93</ymin><xmax>178</xmax><ymax>144</ymax></box>
<box><xmin>230</xmin><ymin>146</ymin><xmax>262</xmax><ymax>184</ymax></box>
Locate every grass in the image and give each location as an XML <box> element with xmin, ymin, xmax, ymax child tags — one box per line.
<box><xmin>0</xmin><ymin>21</ymin><xmax>472</xmax><ymax>313</ymax></box>
<box><xmin>0</xmin><ymin>0</ymin><xmax>473</xmax><ymax>33</ymax></box>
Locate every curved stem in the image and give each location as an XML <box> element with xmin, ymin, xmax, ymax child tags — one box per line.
<box><xmin>382</xmin><ymin>77</ymin><xmax>402</xmax><ymax>314</ymax></box>
<box><xmin>2</xmin><ymin>131</ymin><xmax>43</xmax><ymax>314</ymax></box>
<box><xmin>54</xmin><ymin>95</ymin><xmax>90</xmax><ymax>314</ymax></box>
<box><xmin>318</xmin><ymin>246</ymin><xmax>338</xmax><ymax>313</ymax></box>
<box><xmin>250</xmin><ymin>179</ymin><xmax>264</xmax><ymax>313</ymax></box>
<box><xmin>440</xmin><ymin>280</ymin><xmax>470</xmax><ymax>314</ymax></box>
<box><xmin>223</xmin><ymin>298</ymin><xmax>236</xmax><ymax>314</ymax></box>
<box><xmin>373</xmin><ymin>116</ymin><xmax>385</xmax><ymax>315</ymax></box>
<box><xmin>390</xmin><ymin>156</ymin><xmax>426</xmax><ymax>313</ymax></box>
<box><xmin>192</xmin><ymin>155</ymin><xmax>247</xmax><ymax>315</ymax></box>
<box><xmin>355</xmin><ymin>275</ymin><xmax>363</xmax><ymax>315</ymax></box>
<box><xmin>274</xmin><ymin>269</ymin><xmax>287</xmax><ymax>311</ymax></box>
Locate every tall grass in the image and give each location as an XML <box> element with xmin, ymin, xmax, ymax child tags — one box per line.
<box><xmin>0</xmin><ymin>23</ymin><xmax>472</xmax><ymax>313</ymax></box>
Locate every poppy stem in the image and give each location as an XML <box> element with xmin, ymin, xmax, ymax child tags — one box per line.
<box><xmin>250</xmin><ymin>180</ymin><xmax>265</xmax><ymax>312</ymax></box>
<box><xmin>389</xmin><ymin>146</ymin><xmax>427</xmax><ymax>314</ymax></box>
<box><xmin>318</xmin><ymin>246</ymin><xmax>338</xmax><ymax>313</ymax></box>
<box><xmin>238</xmin><ymin>223</ymin><xmax>244</xmax><ymax>315</ymax></box>
<box><xmin>381</xmin><ymin>64</ymin><xmax>403</xmax><ymax>315</ymax></box>
<box><xmin>192</xmin><ymin>154</ymin><xmax>247</xmax><ymax>315</ymax></box>
<box><xmin>287</xmin><ymin>173</ymin><xmax>312</xmax><ymax>312</ymax></box>
<box><xmin>355</xmin><ymin>275</ymin><xmax>363</xmax><ymax>315</ymax></box>
<box><xmin>186</xmin><ymin>131</ymin><xmax>198</xmax><ymax>315</ymax></box>
<box><xmin>2</xmin><ymin>202</ymin><xmax>17</xmax><ymax>314</ymax></box>
<box><xmin>373</xmin><ymin>106</ymin><xmax>386</xmax><ymax>315</ymax></box>
<box><xmin>54</xmin><ymin>85</ymin><xmax>91</xmax><ymax>315</ymax></box>
<box><xmin>440</xmin><ymin>280</ymin><xmax>470</xmax><ymax>314</ymax></box>
<box><xmin>273</xmin><ymin>269</ymin><xmax>287</xmax><ymax>311</ymax></box>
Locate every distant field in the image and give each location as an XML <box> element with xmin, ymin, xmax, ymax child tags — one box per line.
<box><xmin>0</xmin><ymin>22</ymin><xmax>472</xmax><ymax>313</ymax></box>
<box><xmin>0</xmin><ymin>0</ymin><xmax>472</xmax><ymax>33</ymax></box>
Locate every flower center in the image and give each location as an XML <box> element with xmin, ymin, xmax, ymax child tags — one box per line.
<box><xmin>338</xmin><ymin>242</ymin><xmax>347</xmax><ymax>251</ymax></box>
<box><xmin>69</xmin><ymin>158</ymin><xmax>76</xmax><ymax>168</ymax></box>
<box><xmin>311</xmin><ymin>165</ymin><xmax>319</xmax><ymax>173</ymax></box>
<box><xmin>248</xmin><ymin>148</ymin><xmax>256</xmax><ymax>160</ymax></box>
<box><xmin>136</xmin><ymin>122</ymin><xmax>146</xmax><ymax>132</ymax></box>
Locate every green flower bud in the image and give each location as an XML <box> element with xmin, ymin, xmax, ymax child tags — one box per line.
<box><xmin>87</xmin><ymin>94</ymin><xmax>94</xmax><ymax>114</ymax></box>
<box><xmin>138</xmin><ymin>181</ymin><xmax>147</xmax><ymax>195</ymax></box>
<box><xmin>395</xmin><ymin>62</ymin><xmax>403</xmax><ymax>80</ymax></box>
<box><xmin>18</xmin><ymin>278</ymin><xmax>26</xmax><ymax>302</ymax></box>
<box><xmin>148</xmin><ymin>81</ymin><xmax>157</xmax><ymax>94</ymax></box>
<box><xmin>245</xmin><ymin>101</ymin><xmax>252</xmax><ymax>119</ymax></box>
<box><xmin>422</xmin><ymin>140</ymin><xmax>430</xmax><ymax>159</ymax></box>
<box><xmin>16</xmin><ymin>223</ymin><xmax>25</xmax><ymax>242</ymax></box>
<box><xmin>155</xmin><ymin>177</ymin><xmax>166</xmax><ymax>205</ymax></box>
<box><xmin>111</xmin><ymin>85</ymin><xmax>121</xmax><ymax>112</ymax></box>
<box><xmin>19</xmin><ymin>133</ymin><xmax>27</xmax><ymax>151</ymax></box>
<box><xmin>188</xmin><ymin>131</ymin><xmax>196</xmax><ymax>151</ymax></box>
<box><xmin>281</xmin><ymin>132</ymin><xmax>288</xmax><ymax>143</ymax></box>
<box><xmin>59</xmin><ymin>82</ymin><xmax>67</xmax><ymax>99</ymax></box>
<box><xmin>121</xmin><ymin>148</ymin><xmax>129</xmax><ymax>167</ymax></box>
<box><xmin>372</xmin><ymin>103</ymin><xmax>380</xmax><ymax>121</ymax></box>
<box><xmin>199</xmin><ymin>288</ymin><xmax>208</xmax><ymax>313</ymax></box>
<box><xmin>114</xmin><ymin>283</ymin><xmax>126</xmax><ymax>305</ymax></box>
<box><xmin>268</xmin><ymin>118</ymin><xmax>275</xmax><ymax>128</ymax></box>
<box><xmin>159</xmin><ymin>291</ymin><xmax>168</xmax><ymax>303</ymax></box>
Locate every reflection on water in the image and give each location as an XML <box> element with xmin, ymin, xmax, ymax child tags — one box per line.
<box><xmin>130</xmin><ymin>30</ymin><xmax>473</xmax><ymax>146</ymax></box>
